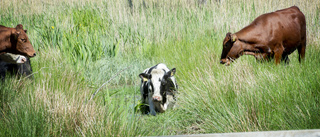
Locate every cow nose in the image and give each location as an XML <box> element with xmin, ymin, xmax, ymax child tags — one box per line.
<box><xmin>21</xmin><ymin>57</ymin><xmax>26</xmax><ymax>63</ymax></box>
<box><xmin>220</xmin><ymin>60</ymin><xmax>224</xmax><ymax>64</ymax></box>
<box><xmin>153</xmin><ymin>96</ymin><xmax>161</xmax><ymax>101</ymax></box>
<box><xmin>33</xmin><ymin>53</ymin><xmax>36</xmax><ymax>57</ymax></box>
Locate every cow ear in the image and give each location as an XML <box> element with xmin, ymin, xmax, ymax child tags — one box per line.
<box><xmin>11</xmin><ymin>30</ymin><xmax>20</xmax><ymax>39</ymax></box>
<box><xmin>231</xmin><ymin>33</ymin><xmax>238</xmax><ymax>42</ymax></box>
<box><xmin>16</xmin><ymin>24</ymin><xmax>23</xmax><ymax>30</ymax></box>
<box><xmin>226</xmin><ymin>32</ymin><xmax>232</xmax><ymax>40</ymax></box>
<box><xmin>139</xmin><ymin>73</ymin><xmax>151</xmax><ymax>82</ymax></box>
<box><xmin>164</xmin><ymin>68</ymin><xmax>176</xmax><ymax>79</ymax></box>
<box><xmin>169</xmin><ymin>68</ymin><xmax>176</xmax><ymax>77</ymax></box>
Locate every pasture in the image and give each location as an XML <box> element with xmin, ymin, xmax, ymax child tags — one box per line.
<box><xmin>0</xmin><ymin>0</ymin><xmax>319</xmax><ymax>136</ymax></box>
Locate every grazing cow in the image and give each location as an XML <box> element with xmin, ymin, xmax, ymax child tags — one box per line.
<box><xmin>220</xmin><ymin>6</ymin><xmax>306</xmax><ymax>65</ymax></box>
<box><xmin>0</xmin><ymin>24</ymin><xmax>36</xmax><ymax>57</ymax></box>
<box><xmin>139</xmin><ymin>63</ymin><xmax>178</xmax><ymax>116</ymax></box>
<box><xmin>0</xmin><ymin>53</ymin><xmax>33</xmax><ymax>81</ymax></box>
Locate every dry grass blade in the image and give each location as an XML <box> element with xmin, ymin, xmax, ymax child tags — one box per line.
<box><xmin>89</xmin><ymin>65</ymin><xmax>132</xmax><ymax>101</ymax></box>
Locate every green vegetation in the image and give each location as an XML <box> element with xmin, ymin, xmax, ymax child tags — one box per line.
<box><xmin>0</xmin><ymin>0</ymin><xmax>319</xmax><ymax>136</ymax></box>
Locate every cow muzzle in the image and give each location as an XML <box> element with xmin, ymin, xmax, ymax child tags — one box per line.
<box><xmin>28</xmin><ymin>52</ymin><xmax>36</xmax><ymax>57</ymax></box>
<box><xmin>220</xmin><ymin>58</ymin><xmax>231</xmax><ymax>66</ymax></box>
<box><xmin>153</xmin><ymin>96</ymin><xmax>162</xmax><ymax>102</ymax></box>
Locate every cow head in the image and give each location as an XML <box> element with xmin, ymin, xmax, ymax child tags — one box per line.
<box><xmin>220</xmin><ymin>32</ymin><xmax>242</xmax><ymax>65</ymax></box>
<box><xmin>139</xmin><ymin>68</ymin><xmax>176</xmax><ymax>101</ymax></box>
<box><xmin>0</xmin><ymin>53</ymin><xmax>27</xmax><ymax>64</ymax></box>
<box><xmin>139</xmin><ymin>68</ymin><xmax>177</xmax><ymax>112</ymax></box>
<box><xmin>11</xmin><ymin>24</ymin><xmax>36</xmax><ymax>57</ymax></box>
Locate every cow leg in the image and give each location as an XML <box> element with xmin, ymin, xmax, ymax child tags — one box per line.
<box><xmin>281</xmin><ymin>51</ymin><xmax>290</xmax><ymax>64</ymax></box>
<box><xmin>274</xmin><ymin>45</ymin><xmax>284</xmax><ymax>64</ymax></box>
<box><xmin>297</xmin><ymin>41</ymin><xmax>306</xmax><ymax>63</ymax></box>
<box><xmin>281</xmin><ymin>55</ymin><xmax>290</xmax><ymax>64</ymax></box>
<box><xmin>148</xmin><ymin>92</ymin><xmax>156</xmax><ymax>116</ymax></box>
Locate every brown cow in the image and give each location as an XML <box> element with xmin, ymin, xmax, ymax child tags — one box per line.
<box><xmin>220</xmin><ymin>6</ymin><xmax>306</xmax><ymax>65</ymax></box>
<box><xmin>0</xmin><ymin>24</ymin><xmax>36</xmax><ymax>57</ymax></box>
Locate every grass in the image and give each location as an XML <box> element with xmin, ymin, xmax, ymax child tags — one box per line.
<box><xmin>0</xmin><ymin>0</ymin><xmax>320</xmax><ymax>136</ymax></box>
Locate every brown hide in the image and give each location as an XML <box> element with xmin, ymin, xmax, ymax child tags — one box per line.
<box><xmin>220</xmin><ymin>6</ymin><xmax>306</xmax><ymax>65</ymax></box>
<box><xmin>0</xmin><ymin>24</ymin><xmax>36</xmax><ymax>57</ymax></box>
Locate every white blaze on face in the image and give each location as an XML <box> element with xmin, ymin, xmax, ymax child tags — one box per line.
<box><xmin>150</xmin><ymin>69</ymin><xmax>165</xmax><ymax>101</ymax></box>
<box><xmin>0</xmin><ymin>53</ymin><xmax>27</xmax><ymax>64</ymax></box>
<box><xmin>15</xmin><ymin>55</ymin><xmax>27</xmax><ymax>63</ymax></box>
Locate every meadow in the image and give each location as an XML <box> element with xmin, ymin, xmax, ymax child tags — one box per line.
<box><xmin>0</xmin><ymin>0</ymin><xmax>319</xmax><ymax>136</ymax></box>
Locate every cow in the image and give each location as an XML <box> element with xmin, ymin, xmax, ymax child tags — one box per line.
<box><xmin>139</xmin><ymin>63</ymin><xmax>178</xmax><ymax>116</ymax></box>
<box><xmin>0</xmin><ymin>24</ymin><xmax>36</xmax><ymax>57</ymax></box>
<box><xmin>0</xmin><ymin>53</ymin><xmax>33</xmax><ymax>81</ymax></box>
<box><xmin>220</xmin><ymin>6</ymin><xmax>306</xmax><ymax>65</ymax></box>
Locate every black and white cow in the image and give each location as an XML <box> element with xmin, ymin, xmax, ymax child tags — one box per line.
<box><xmin>139</xmin><ymin>63</ymin><xmax>178</xmax><ymax>116</ymax></box>
<box><xmin>0</xmin><ymin>53</ymin><xmax>33</xmax><ymax>81</ymax></box>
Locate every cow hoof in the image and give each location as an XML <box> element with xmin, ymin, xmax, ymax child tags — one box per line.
<box><xmin>150</xmin><ymin>111</ymin><xmax>156</xmax><ymax>116</ymax></box>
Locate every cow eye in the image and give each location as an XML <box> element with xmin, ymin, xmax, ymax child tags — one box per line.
<box><xmin>21</xmin><ymin>39</ymin><xmax>26</xmax><ymax>42</ymax></box>
<box><xmin>223</xmin><ymin>44</ymin><xmax>228</xmax><ymax>48</ymax></box>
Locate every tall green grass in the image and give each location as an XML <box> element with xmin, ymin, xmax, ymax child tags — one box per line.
<box><xmin>0</xmin><ymin>0</ymin><xmax>319</xmax><ymax>136</ymax></box>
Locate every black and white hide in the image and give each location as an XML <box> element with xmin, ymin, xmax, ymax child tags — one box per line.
<box><xmin>139</xmin><ymin>63</ymin><xmax>178</xmax><ymax>116</ymax></box>
<box><xmin>0</xmin><ymin>53</ymin><xmax>33</xmax><ymax>81</ymax></box>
